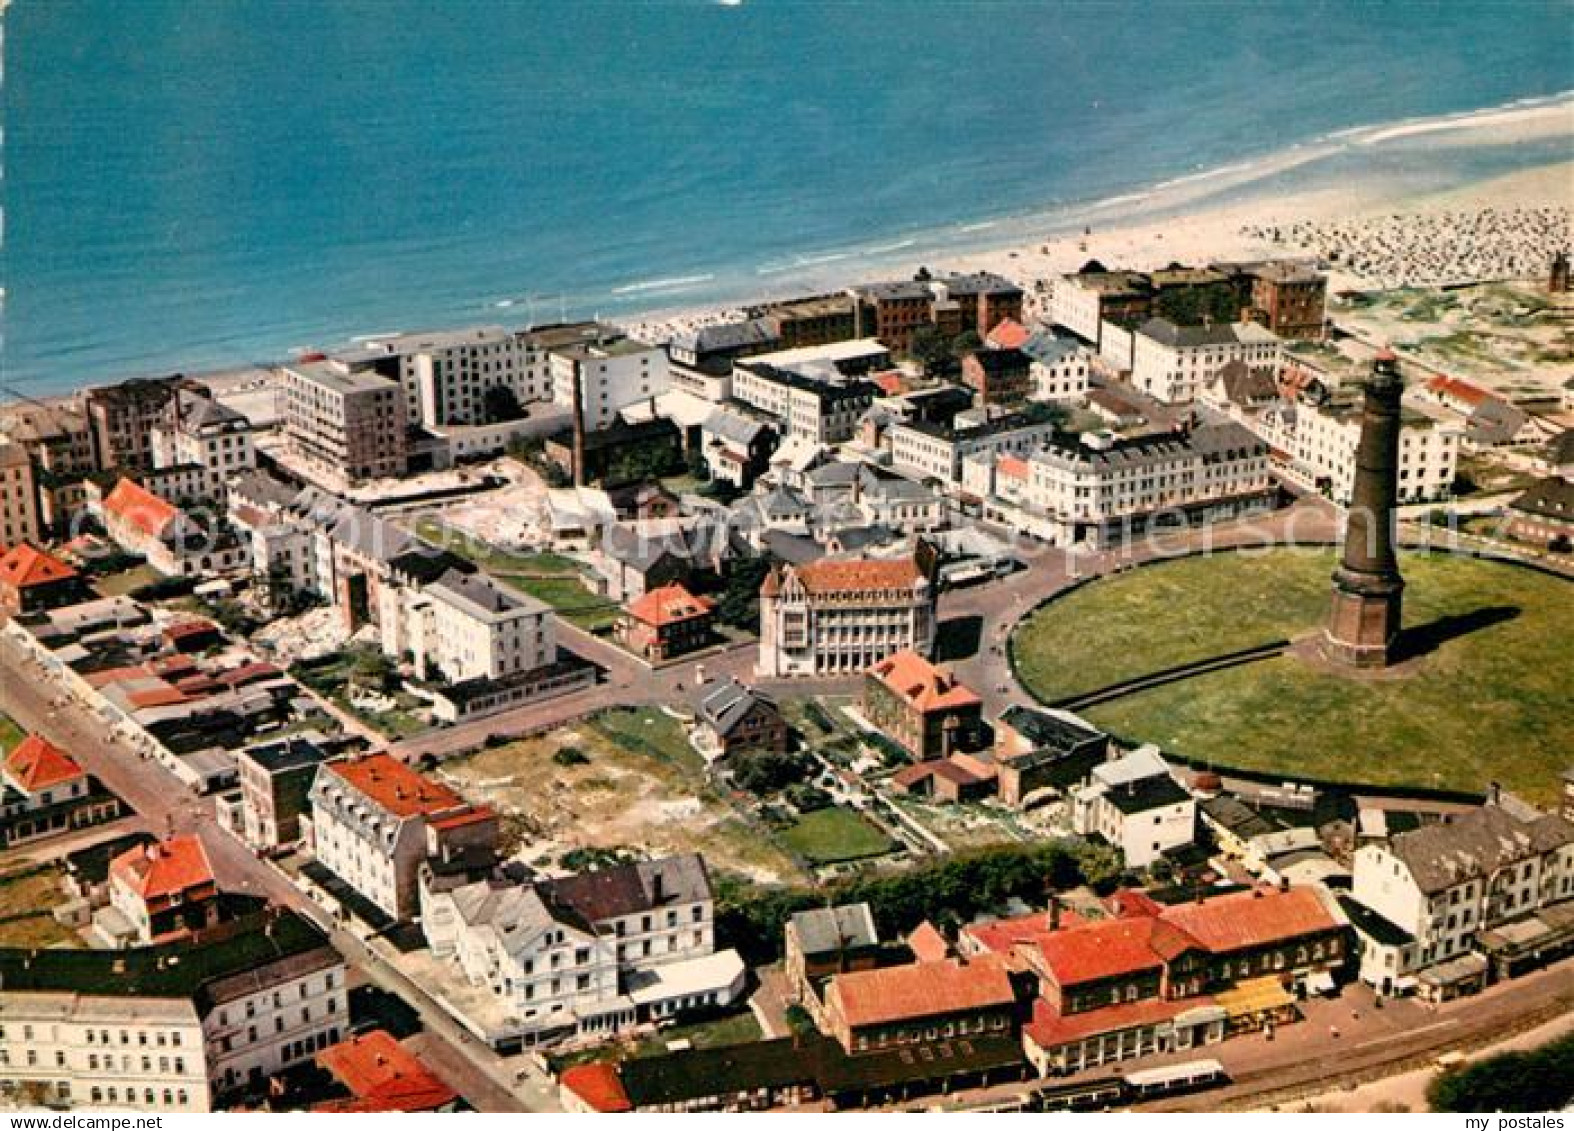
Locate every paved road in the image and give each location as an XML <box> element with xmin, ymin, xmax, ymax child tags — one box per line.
<box><xmin>0</xmin><ymin>630</ymin><xmax>542</xmax><ymax>1113</ymax></box>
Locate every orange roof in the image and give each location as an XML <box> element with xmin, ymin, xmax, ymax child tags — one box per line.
<box><xmin>871</xmin><ymin>370</ymin><xmax>909</xmax><ymax>396</ymax></box>
<box><xmin>868</xmin><ymin>649</ymin><xmax>981</xmax><ymax>712</ymax></box>
<box><xmin>1425</xmin><ymin>374</ymin><xmax>1490</xmax><ymax>407</ymax></box>
<box><xmin>828</xmin><ymin>955</ymin><xmax>1014</xmax><ymax>1028</ymax></box>
<box><xmin>997</xmin><ymin>454</ymin><xmax>1029</xmax><ymax>480</ymax></box>
<box><xmin>325</xmin><ymin>753</ymin><xmax>467</xmax><ymax>819</ymax></box>
<box><xmin>793</xmin><ymin>556</ymin><xmax>923</xmax><ymax>595</ymax></box>
<box><xmin>561</xmin><ymin>1062</ymin><xmax>632</xmax><ymax>1113</ymax></box>
<box><xmin>626</xmin><ymin>582</ymin><xmax>716</xmax><ymax>627</ymax></box>
<box><xmin>314</xmin><ymin>1030</ymin><xmax>457</xmax><ymax>1113</ymax></box>
<box><xmin>1025</xmin><ymin>993</ymin><xmax>1213</xmax><ymax>1050</ymax></box>
<box><xmin>110</xmin><ymin>836</ymin><xmax>214</xmax><ymax>902</ymax></box>
<box><xmin>103</xmin><ymin>478</ymin><xmax>178</xmax><ymax>538</ymax></box>
<box><xmin>987</xmin><ymin>318</ymin><xmax>1031</xmax><ymax>350</ymax></box>
<box><xmin>4</xmin><ymin>734</ymin><xmax>85</xmax><ymax>793</ymax></box>
<box><xmin>127</xmin><ymin>686</ymin><xmax>190</xmax><ymax>709</ymax></box>
<box><xmin>0</xmin><ymin>544</ymin><xmax>77</xmax><ymax>589</ymax></box>
<box><xmin>907</xmin><ymin>920</ymin><xmax>950</xmax><ymax>964</ymax></box>
<box><xmin>963</xmin><ymin>907</ymin><xmax>1089</xmax><ymax>957</ymax></box>
<box><xmin>1033</xmin><ymin>916</ymin><xmax>1197</xmax><ymax>988</ymax></box>
<box><xmin>1160</xmin><ymin>886</ymin><xmax>1338</xmax><ymax>955</ymax></box>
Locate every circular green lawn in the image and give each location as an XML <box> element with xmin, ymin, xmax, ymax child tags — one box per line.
<box><xmin>1011</xmin><ymin>548</ymin><xmax>1574</xmax><ymax>803</ymax></box>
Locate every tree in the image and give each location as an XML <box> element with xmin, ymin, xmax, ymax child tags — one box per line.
<box><xmin>349</xmin><ymin>647</ymin><xmax>398</xmax><ymax>693</ymax></box>
<box><xmin>952</xmin><ymin>329</ymin><xmax>983</xmax><ymax>356</ymax></box>
<box><xmin>732</xmin><ymin>749</ymin><xmax>810</xmax><ymax>795</ymax></box>
<box><xmin>717</xmin><ymin>549</ymin><xmax>779</xmax><ymax>631</ymax></box>
<box><xmin>482</xmin><ymin>384</ymin><xmax>524</xmax><ymax>424</ymax></box>
<box><xmin>1427</xmin><ymin>1034</ymin><xmax>1574</xmax><ymax>1112</ymax></box>
<box><xmin>1020</xmin><ymin>400</ymin><xmax>1070</xmax><ymax>429</ymax></box>
<box><xmin>909</xmin><ymin>324</ymin><xmax>954</xmax><ymax>375</ymax></box>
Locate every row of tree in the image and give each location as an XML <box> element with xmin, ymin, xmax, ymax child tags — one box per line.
<box><xmin>1427</xmin><ymin>1032</ymin><xmax>1574</xmax><ymax>1112</ymax></box>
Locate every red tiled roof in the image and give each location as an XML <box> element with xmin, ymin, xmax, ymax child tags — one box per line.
<box><xmin>0</xmin><ymin>544</ymin><xmax>78</xmax><ymax>590</ymax></box>
<box><xmin>1425</xmin><ymin>374</ymin><xmax>1490</xmax><ymax>407</ymax></box>
<box><xmin>987</xmin><ymin>318</ymin><xmax>1031</xmax><ymax>350</ymax></box>
<box><xmin>907</xmin><ymin>920</ymin><xmax>950</xmax><ymax>964</ymax></box>
<box><xmin>1024</xmin><ymin>994</ymin><xmax>1213</xmax><ymax>1050</ymax></box>
<box><xmin>893</xmin><ymin>757</ymin><xmax>988</xmax><ymax>791</ymax></box>
<box><xmin>325</xmin><ymin>753</ymin><xmax>467</xmax><ymax>820</ymax></box>
<box><xmin>1034</xmin><ymin>917</ymin><xmax>1194</xmax><ymax>988</ymax></box>
<box><xmin>868</xmin><ymin>649</ymin><xmax>980</xmax><ymax>713</ymax></box>
<box><xmin>997</xmin><ymin>454</ymin><xmax>1029</xmax><ymax>480</ymax></box>
<box><xmin>218</xmin><ymin>661</ymin><xmax>282</xmax><ymax>687</ymax></box>
<box><xmin>793</xmin><ymin>556</ymin><xmax>923</xmax><ymax>595</ymax></box>
<box><xmin>110</xmin><ymin>835</ymin><xmax>214</xmax><ymax>902</ymax></box>
<box><xmin>561</xmin><ymin>1062</ymin><xmax>632</xmax><ymax>1113</ymax></box>
<box><xmin>871</xmin><ymin>370</ymin><xmax>909</xmax><ymax>396</ymax></box>
<box><xmin>314</xmin><ymin>1030</ymin><xmax>457</xmax><ymax>1113</ymax></box>
<box><xmin>103</xmin><ymin>478</ymin><xmax>179</xmax><ymax>539</ymax></box>
<box><xmin>3</xmin><ymin>734</ymin><xmax>85</xmax><ymax>793</ymax></box>
<box><xmin>1160</xmin><ymin>886</ymin><xmax>1338</xmax><ymax>955</ymax></box>
<box><xmin>828</xmin><ymin>955</ymin><xmax>1014</xmax><ymax>1028</ymax></box>
<box><xmin>164</xmin><ymin>618</ymin><xmax>219</xmax><ymax>640</ymax></box>
<box><xmin>1106</xmin><ymin>889</ymin><xmax>1165</xmax><ymax>919</ymax></box>
<box><xmin>963</xmin><ymin>907</ymin><xmax>1088</xmax><ymax>957</ymax></box>
<box><xmin>626</xmin><ymin>582</ymin><xmax>716</xmax><ymax>627</ymax></box>
<box><xmin>126</xmin><ymin>686</ymin><xmax>189</xmax><ymax>709</ymax></box>
<box><xmin>428</xmin><ymin>806</ymin><xmax>496</xmax><ymax>833</ymax></box>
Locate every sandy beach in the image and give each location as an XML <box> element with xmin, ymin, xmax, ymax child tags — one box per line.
<box><xmin>627</xmin><ymin>96</ymin><xmax>1574</xmax><ymax>345</ymax></box>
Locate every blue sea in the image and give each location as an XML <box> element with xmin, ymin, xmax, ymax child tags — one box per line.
<box><xmin>2</xmin><ymin>0</ymin><xmax>1571</xmax><ymax>393</ymax></box>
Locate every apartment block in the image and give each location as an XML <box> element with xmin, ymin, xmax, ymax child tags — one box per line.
<box><xmin>549</xmin><ymin>327</ymin><xmax>669</xmax><ymax>431</ymax></box>
<box><xmin>279</xmin><ymin>361</ymin><xmax>408</xmax><ymax>486</ymax></box>
<box><xmin>86</xmin><ymin>377</ymin><xmax>180</xmax><ymax>471</ymax></box>
<box><xmin>0</xmin><ymin>437</ymin><xmax>42</xmax><ymax>547</ymax></box>
<box><xmin>150</xmin><ymin>389</ymin><xmax>257</xmax><ymax>501</ymax></box>
<box><xmin>1130</xmin><ymin>319</ymin><xmax>1281</xmax><ymax>404</ymax></box>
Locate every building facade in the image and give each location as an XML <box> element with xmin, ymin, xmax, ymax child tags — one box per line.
<box><xmin>278</xmin><ymin>362</ymin><xmax>409</xmax><ymax>486</ymax></box>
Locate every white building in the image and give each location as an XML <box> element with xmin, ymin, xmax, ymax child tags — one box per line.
<box><xmin>550</xmin><ymin>329</ymin><xmax>669</xmax><ymax>431</ymax></box>
<box><xmin>887</xmin><ymin>415</ymin><xmax>1060</xmax><ymax>487</ymax></box>
<box><xmin>332</xmin><ymin>325</ymin><xmax>555</xmax><ymax>428</ymax></box>
<box><xmin>1071</xmin><ymin>746</ymin><xmax>1196</xmax><ymax>868</ymax></box>
<box><xmin>149</xmin><ymin>390</ymin><xmax>257</xmax><ymax>502</ymax></box>
<box><xmin>307</xmin><ymin>753</ymin><xmax>498</xmax><ymax>923</ymax></box>
<box><xmin>1048</xmin><ymin>270</ymin><xmax>1152</xmax><ymax>349</ymax></box>
<box><xmin>731</xmin><ymin>362</ymin><xmax>878</xmax><ymax>444</ymax></box>
<box><xmin>1024</xmin><ymin>336</ymin><xmax>1093</xmax><ymax>403</ymax></box>
<box><xmin>1130</xmin><ymin>319</ymin><xmax>1280</xmax><ymax>404</ymax></box>
<box><xmin>421</xmin><ymin>854</ymin><xmax>743</xmax><ymax>1044</ymax></box>
<box><xmin>0</xmin><ymin>910</ymin><xmax>346</xmax><ymax>1112</ymax></box>
<box><xmin>1287</xmin><ymin>396</ymin><xmax>1459</xmax><ymax>505</ymax></box>
<box><xmin>0</xmin><ymin>437</ymin><xmax>42</xmax><ymax>547</ymax></box>
<box><xmin>396</xmin><ymin>569</ymin><xmax>555</xmax><ymax>685</ymax></box>
<box><xmin>1348</xmin><ymin>791</ymin><xmax>1574</xmax><ymax>997</ymax></box>
<box><xmin>757</xmin><ymin>549</ymin><xmax>936</xmax><ymax>678</ymax></box>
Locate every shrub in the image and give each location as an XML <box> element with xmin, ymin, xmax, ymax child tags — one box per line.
<box><xmin>553</xmin><ymin>746</ymin><xmax>590</xmax><ymax>767</ymax></box>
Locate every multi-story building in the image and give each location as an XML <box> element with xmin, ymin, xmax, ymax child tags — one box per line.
<box><xmin>1071</xmin><ymin>747</ymin><xmax>1196</xmax><ymax>868</ymax></box>
<box><xmin>783</xmin><ymin>903</ymin><xmax>882</xmax><ymax>1021</ymax></box>
<box><xmin>667</xmin><ymin>318</ymin><xmax>780</xmax><ymax>376</ymax></box>
<box><xmin>233</xmin><ymin>736</ymin><xmax>333</xmax><ymax>853</ymax></box>
<box><xmin>758</xmin><ymin>293</ymin><xmax>860</xmax><ymax>349</ymax></box>
<box><xmin>149</xmin><ymin>389</ymin><xmax>256</xmax><ymax>502</ymax></box>
<box><xmin>693</xmin><ymin>679</ymin><xmax>789</xmax><ymax>763</ymax></box>
<box><xmin>1285</xmin><ymin>394</ymin><xmax>1459</xmax><ymax>505</ymax></box>
<box><xmin>992</xmin><ymin>706</ymin><xmax>1111</xmax><ymax>807</ymax></box>
<box><xmin>278</xmin><ymin>361</ymin><xmax>409</xmax><ymax>486</ymax></box>
<box><xmin>100</xmin><ymin>477</ymin><xmax>248</xmax><ymax>577</ymax></box>
<box><xmin>1348</xmin><ymin>790</ymin><xmax>1574</xmax><ymax>998</ymax></box>
<box><xmin>1049</xmin><ymin>269</ymin><xmax>1155</xmax><ymax>349</ymax></box>
<box><xmin>1022</xmin><ymin>333</ymin><xmax>1093</xmax><ymax>403</ymax></box>
<box><xmin>888</xmin><ymin>414</ymin><xmax>1060</xmax><ymax>487</ymax></box>
<box><xmin>620</xmin><ymin>582</ymin><xmax>716</xmax><ymax>662</ymax></box>
<box><xmin>549</xmin><ymin>328</ymin><xmax>668</xmax><ymax>431</ymax></box>
<box><xmin>993</xmin><ymin>423</ymin><xmax>1274</xmax><ymax>547</ymax></box>
<box><xmin>106</xmin><ymin>836</ymin><xmax>220</xmax><ymax>945</ymax></box>
<box><xmin>962</xmin><ymin>348</ymin><xmax>1033</xmax><ymax>407</ymax></box>
<box><xmin>862</xmin><ymin>649</ymin><xmax>984</xmax><ymax>761</ymax></box>
<box><xmin>0</xmin><ymin>438</ymin><xmax>42</xmax><ymax>548</ymax></box>
<box><xmin>0</xmin><ymin>399</ymin><xmax>98</xmax><ymax>478</ymax></box>
<box><xmin>397</xmin><ymin>569</ymin><xmax>555</xmax><ymax>685</ymax></box>
<box><xmin>421</xmin><ymin>854</ymin><xmax>743</xmax><ymax>1045</ymax></box>
<box><xmin>757</xmin><ymin>547</ymin><xmax>937</xmax><ymax>678</ymax></box>
<box><xmin>86</xmin><ymin>377</ymin><xmax>181</xmax><ymax>471</ymax></box>
<box><xmin>1506</xmin><ymin>476</ymin><xmax>1574</xmax><ymax>548</ymax></box>
<box><xmin>333</xmin><ymin>325</ymin><xmax>555</xmax><ymax>428</ymax></box>
<box><xmin>822</xmin><ymin>954</ymin><xmax>1018</xmax><ymax>1055</ymax></box>
<box><xmin>0</xmin><ymin>908</ymin><xmax>346</xmax><ymax>1112</ymax></box>
<box><xmin>731</xmin><ymin>362</ymin><xmax>878</xmax><ymax>444</ymax></box>
<box><xmin>850</xmin><ymin>274</ymin><xmax>1024</xmax><ymax>353</ymax></box>
<box><xmin>1130</xmin><ymin>318</ymin><xmax>1281</xmax><ymax>404</ymax></box>
<box><xmin>307</xmin><ymin>753</ymin><xmax>498</xmax><ymax>923</ymax></box>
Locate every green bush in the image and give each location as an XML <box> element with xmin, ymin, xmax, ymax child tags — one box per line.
<box><xmin>1427</xmin><ymin>1033</ymin><xmax>1574</xmax><ymax>1112</ymax></box>
<box><xmin>553</xmin><ymin>746</ymin><xmax>590</xmax><ymax>767</ymax></box>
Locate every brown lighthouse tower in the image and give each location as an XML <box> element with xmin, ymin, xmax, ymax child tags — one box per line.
<box><xmin>1325</xmin><ymin>350</ymin><xmax>1406</xmax><ymax>668</ymax></box>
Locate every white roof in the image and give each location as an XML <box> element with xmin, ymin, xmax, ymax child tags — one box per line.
<box><xmin>625</xmin><ymin>949</ymin><xmax>746</xmax><ymax>1007</ymax></box>
<box><xmin>1091</xmin><ymin>744</ymin><xmax>1171</xmax><ymax>788</ymax></box>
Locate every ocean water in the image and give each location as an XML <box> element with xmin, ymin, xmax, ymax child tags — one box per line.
<box><xmin>1</xmin><ymin>0</ymin><xmax>1570</xmax><ymax>393</ymax></box>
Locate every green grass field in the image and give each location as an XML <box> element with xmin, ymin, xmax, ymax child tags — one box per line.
<box><xmin>1013</xmin><ymin>549</ymin><xmax>1574</xmax><ymax>802</ymax></box>
<box><xmin>0</xmin><ymin>866</ymin><xmax>82</xmax><ymax>949</ymax></box>
<box><xmin>0</xmin><ymin>712</ymin><xmax>25</xmax><ymax>753</ymax></box>
<box><xmin>778</xmin><ymin>808</ymin><xmax>897</xmax><ymax>866</ymax></box>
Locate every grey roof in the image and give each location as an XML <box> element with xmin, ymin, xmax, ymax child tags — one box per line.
<box><xmin>675</xmin><ymin>318</ymin><xmax>779</xmax><ymax>356</ymax></box>
<box><xmin>702</xmin><ymin>407</ymin><xmax>770</xmax><ymax>447</ymax></box>
<box><xmin>788</xmin><ymin>902</ymin><xmax>880</xmax><ymax>955</ymax></box>
<box><xmin>1466</xmin><ymin>398</ymin><xmax>1530</xmax><ymax>445</ymax></box>
<box><xmin>1101</xmin><ymin>773</ymin><xmax>1192</xmax><ymax>815</ymax></box>
<box><xmin>1213</xmin><ymin>358</ymin><xmax>1279</xmax><ymax>406</ymax></box>
<box><xmin>830</xmin><ymin>525</ymin><xmax>899</xmax><ymax>552</ymax></box>
<box><xmin>230</xmin><ymin>470</ymin><xmax>303</xmax><ymax>510</ymax></box>
<box><xmin>1020</xmin><ymin>329</ymin><xmax>1083</xmax><ymax>367</ymax></box>
<box><xmin>942</xmin><ymin>271</ymin><xmax>1025</xmax><ymax>298</ymax></box>
<box><xmin>760</xmin><ymin>530</ymin><xmax>824</xmax><ymax>565</ymax></box>
<box><xmin>239</xmin><ymin>735</ymin><xmax>330</xmax><ymax>774</ymax></box>
<box><xmin>604</xmin><ymin>523</ymin><xmax>698</xmax><ymax>571</ymax></box>
<box><xmin>546</xmin><ymin>854</ymin><xmax>713</xmax><ymax>923</ymax></box>
<box><xmin>1138</xmin><ymin>318</ymin><xmax>1249</xmax><ymax>348</ymax></box>
<box><xmin>450</xmin><ymin>878</ymin><xmax>592</xmax><ymax>948</ymax></box>
<box><xmin>1388</xmin><ymin>802</ymin><xmax>1574</xmax><ymax>894</ymax></box>
<box><xmin>427</xmin><ymin>568</ymin><xmax>546</xmax><ymax>620</ymax></box>
<box><xmin>1510</xmin><ymin>476</ymin><xmax>1574</xmax><ymax>522</ymax></box>
<box><xmin>171</xmin><ymin>388</ymin><xmax>247</xmax><ymax>431</ymax></box>
<box><xmin>699</xmin><ymin>678</ymin><xmax>779</xmax><ymax>736</ymax></box>
<box><xmin>999</xmin><ymin>705</ymin><xmax>1105</xmax><ymax>754</ymax></box>
<box><xmin>1337</xmin><ymin>895</ymin><xmax>1414</xmax><ymax>948</ymax></box>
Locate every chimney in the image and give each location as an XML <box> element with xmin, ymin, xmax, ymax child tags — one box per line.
<box><xmin>1486</xmin><ymin>781</ymin><xmax>1501</xmax><ymax>807</ymax></box>
<box><xmin>652</xmin><ymin>869</ymin><xmax>665</xmax><ymax>904</ymax></box>
<box><xmin>1048</xmin><ymin>895</ymin><xmax>1061</xmax><ymax>933</ymax></box>
<box><xmin>1279</xmin><ymin>876</ymin><xmax>1289</xmax><ymax>893</ymax></box>
<box><xmin>571</xmin><ymin>366</ymin><xmax>587</xmax><ymax>488</ymax></box>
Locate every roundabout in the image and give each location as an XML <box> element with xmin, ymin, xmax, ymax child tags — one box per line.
<box><xmin>1010</xmin><ymin>546</ymin><xmax>1574</xmax><ymax>803</ymax></box>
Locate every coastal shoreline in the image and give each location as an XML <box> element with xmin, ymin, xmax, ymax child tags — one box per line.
<box><xmin>10</xmin><ymin>91</ymin><xmax>1574</xmax><ymax>401</ymax></box>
